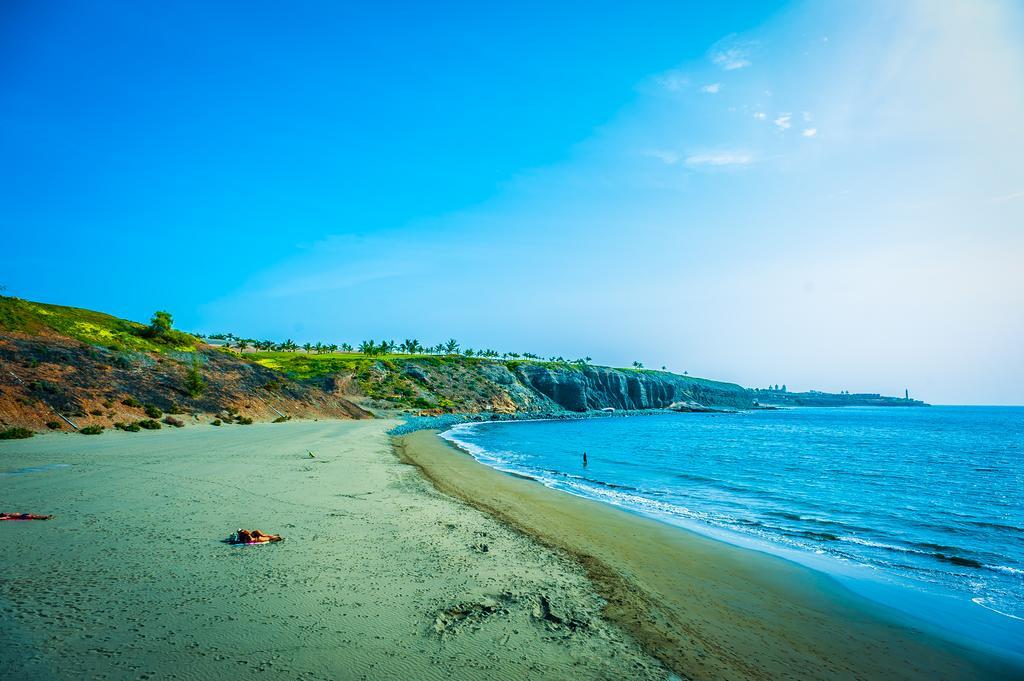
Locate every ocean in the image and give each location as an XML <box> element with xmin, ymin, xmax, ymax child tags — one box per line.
<box><xmin>441</xmin><ymin>406</ymin><xmax>1024</xmax><ymax>654</ymax></box>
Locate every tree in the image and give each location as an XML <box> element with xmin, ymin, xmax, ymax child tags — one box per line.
<box><xmin>633</xmin><ymin>361</ymin><xmax>644</xmax><ymax>368</ymax></box>
<box><xmin>341</xmin><ymin>343</ymin><xmax>353</xmax><ymax>353</ymax></box>
<box><xmin>238</xmin><ymin>339</ymin><xmax>249</xmax><ymax>352</ymax></box>
<box><xmin>463</xmin><ymin>348</ymin><xmax>475</xmax><ymax>357</ymax></box>
<box><xmin>359</xmin><ymin>340</ymin><xmax>376</xmax><ymax>356</ymax></box>
<box><xmin>781</xmin><ymin>384</ymin><xmax>787</xmax><ymax>392</ymax></box>
<box><xmin>444</xmin><ymin>338</ymin><xmax>460</xmax><ymax>354</ymax></box>
<box><xmin>148</xmin><ymin>311</ymin><xmax>174</xmax><ymax>336</ymax></box>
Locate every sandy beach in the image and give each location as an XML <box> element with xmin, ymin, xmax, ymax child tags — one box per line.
<box><xmin>0</xmin><ymin>421</ymin><xmax>667</xmax><ymax>680</ymax></box>
<box><xmin>397</xmin><ymin>430</ymin><xmax>1023</xmax><ymax>681</ymax></box>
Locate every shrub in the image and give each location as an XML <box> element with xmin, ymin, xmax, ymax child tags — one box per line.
<box><xmin>137</xmin><ymin>419</ymin><xmax>161</xmax><ymax>430</ymax></box>
<box><xmin>143</xmin><ymin>404</ymin><xmax>162</xmax><ymax>418</ymax></box>
<box><xmin>45</xmin><ymin>421</ymin><xmax>61</xmax><ymax>430</ymax></box>
<box><xmin>162</xmin><ymin>416</ymin><xmax>184</xmax><ymax>428</ymax></box>
<box><xmin>235</xmin><ymin>416</ymin><xmax>253</xmax><ymax>425</ymax></box>
<box><xmin>272</xmin><ymin>415</ymin><xmax>289</xmax><ymax>423</ymax></box>
<box><xmin>211</xmin><ymin>419</ymin><xmax>222</xmax><ymax>426</ymax></box>
<box><xmin>89</xmin><ymin>409</ymin><xmax>103</xmax><ymax>416</ymax></box>
<box><xmin>165</xmin><ymin>403</ymin><xmax>184</xmax><ymax>415</ymax></box>
<box><xmin>102</xmin><ymin>399</ymin><xmax>114</xmax><ymax>408</ymax></box>
<box><xmin>122</xmin><ymin>396</ymin><xmax>143</xmax><ymax>408</ymax></box>
<box><xmin>185</xmin><ymin>356</ymin><xmax>205</xmax><ymax>397</ymax></box>
<box><xmin>114</xmin><ymin>421</ymin><xmax>141</xmax><ymax>432</ymax></box>
<box><xmin>0</xmin><ymin>427</ymin><xmax>34</xmax><ymax>440</ymax></box>
<box><xmin>79</xmin><ymin>425</ymin><xmax>104</xmax><ymax>435</ymax></box>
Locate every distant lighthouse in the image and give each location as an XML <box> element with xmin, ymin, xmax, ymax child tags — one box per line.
<box><xmin>905</xmin><ymin>389</ymin><xmax>909</xmax><ymax>400</ymax></box>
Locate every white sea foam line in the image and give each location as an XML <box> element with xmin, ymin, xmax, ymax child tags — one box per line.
<box><xmin>972</xmin><ymin>598</ymin><xmax>1024</xmax><ymax>620</ymax></box>
<box><xmin>442</xmin><ymin>423</ymin><xmax>1024</xmax><ymax>612</ymax></box>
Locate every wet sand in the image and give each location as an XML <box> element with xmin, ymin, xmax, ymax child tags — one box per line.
<box><xmin>396</xmin><ymin>429</ymin><xmax>1024</xmax><ymax>681</ymax></box>
<box><xmin>0</xmin><ymin>420</ymin><xmax>667</xmax><ymax>680</ymax></box>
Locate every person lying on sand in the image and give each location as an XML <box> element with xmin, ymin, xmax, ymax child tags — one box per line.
<box><xmin>0</xmin><ymin>512</ymin><xmax>53</xmax><ymax>521</ymax></box>
<box><xmin>231</xmin><ymin>529</ymin><xmax>283</xmax><ymax>544</ymax></box>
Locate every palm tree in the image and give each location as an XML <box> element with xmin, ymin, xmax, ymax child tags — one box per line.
<box><xmin>463</xmin><ymin>348</ymin><xmax>475</xmax><ymax>357</ymax></box>
<box><xmin>238</xmin><ymin>339</ymin><xmax>249</xmax><ymax>352</ymax></box>
<box><xmin>341</xmin><ymin>343</ymin><xmax>353</xmax><ymax>353</ymax></box>
<box><xmin>444</xmin><ymin>338</ymin><xmax>459</xmax><ymax>354</ymax></box>
<box><xmin>328</xmin><ymin>343</ymin><xmax>338</xmax><ymax>353</ymax></box>
<box><xmin>633</xmin><ymin>361</ymin><xmax>644</xmax><ymax>368</ymax></box>
<box><xmin>359</xmin><ymin>340</ymin><xmax>376</xmax><ymax>356</ymax></box>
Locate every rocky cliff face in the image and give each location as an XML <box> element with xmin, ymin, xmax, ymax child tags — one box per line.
<box><xmin>510</xmin><ymin>363</ymin><xmax>754</xmax><ymax>412</ymax></box>
<box><xmin>348</xmin><ymin>358</ymin><xmax>755</xmax><ymax>415</ymax></box>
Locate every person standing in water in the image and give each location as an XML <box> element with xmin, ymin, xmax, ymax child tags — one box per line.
<box><xmin>583</xmin><ymin>451</ymin><xmax>588</xmax><ymax>466</ymax></box>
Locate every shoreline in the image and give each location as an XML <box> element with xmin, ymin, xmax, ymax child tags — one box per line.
<box><xmin>395</xmin><ymin>428</ymin><xmax>1024</xmax><ymax>681</ymax></box>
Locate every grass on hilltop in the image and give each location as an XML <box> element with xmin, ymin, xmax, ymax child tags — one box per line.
<box><xmin>0</xmin><ymin>296</ymin><xmax>198</xmax><ymax>353</ymax></box>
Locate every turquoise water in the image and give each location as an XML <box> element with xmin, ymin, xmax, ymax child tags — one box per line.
<box><xmin>442</xmin><ymin>406</ymin><xmax>1024</xmax><ymax>654</ymax></box>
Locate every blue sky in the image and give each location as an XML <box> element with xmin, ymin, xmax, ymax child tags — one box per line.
<box><xmin>3</xmin><ymin>1</ymin><xmax>1023</xmax><ymax>404</ymax></box>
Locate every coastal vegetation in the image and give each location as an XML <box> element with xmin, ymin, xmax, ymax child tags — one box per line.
<box><xmin>0</xmin><ymin>426</ymin><xmax>34</xmax><ymax>439</ymax></box>
<box><xmin>0</xmin><ymin>296</ymin><xmax>924</xmax><ymax>434</ymax></box>
<box><xmin>0</xmin><ymin>296</ymin><xmax>198</xmax><ymax>353</ymax></box>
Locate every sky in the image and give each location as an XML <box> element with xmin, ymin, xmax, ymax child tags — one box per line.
<box><xmin>2</xmin><ymin>1</ymin><xmax>1022</xmax><ymax>405</ymax></box>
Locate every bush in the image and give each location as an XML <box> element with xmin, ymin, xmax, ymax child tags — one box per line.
<box><xmin>114</xmin><ymin>421</ymin><xmax>141</xmax><ymax>432</ymax></box>
<box><xmin>137</xmin><ymin>419</ymin><xmax>161</xmax><ymax>430</ymax></box>
<box><xmin>162</xmin><ymin>416</ymin><xmax>184</xmax><ymax>428</ymax></box>
<box><xmin>235</xmin><ymin>416</ymin><xmax>253</xmax><ymax>425</ymax></box>
<box><xmin>211</xmin><ymin>419</ymin><xmax>222</xmax><ymax>426</ymax></box>
<box><xmin>89</xmin><ymin>409</ymin><xmax>103</xmax><ymax>416</ymax></box>
<box><xmin>79</xmin><ymin>425</ymin><xmax>104</xmax><ymax>435</ymax></box>
<box><xmin>0</xmin><ymin>427</ymin><xmax>34</xmax><ymax>440</ymax></box>
<box><xmin>272</xmin><ymin>416</ymin><xmax>289</xmax><ymax>423</ymax></box>
<box><xmin>45</xmin><ymin>421</ymin><xmax>61</xmax><ymax>430</ymax></box>
<box><xmin>143</xmin><ymin>404</ymin><xmax>162</xmax><ymax>418</ymax></box>
<box><xmin>185</xmin><ymin>356</ymin><xmax>205</xmax><ymax>398</ymax></box>
<box><xmin>122</xmin><ymin>396</ymin><xmax>143</xmax><ymax>408</ymax></box>
<box><xmin>102</xmin><ymin>399</ymin><xmax>114</xmax><ymax>408</ymax></box>
<box><xmin>165</xmin><ymin>403</ymin><xmax>184</xmax><ymax>415</ymax></box>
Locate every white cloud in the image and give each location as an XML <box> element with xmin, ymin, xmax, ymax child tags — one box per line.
<box><xmin>642</xmin><ymin>149</ymin><xmax>680</xmax><ymax>165</ymax></box>
<box><xmin>802</xmin><ymin>128</ymin><xmax>818</xmax><ymax>137</ymax></box>
<box><xmin>685</xmin><ymin>152</ymin><xmax>753</xmax><ymax>167</ymax></box>
<box><xmin>701</xmin><ymin>83</ymin><xmax>722</xmax><ymax>94</ymax></box>
<box><xmin>753</xmin><ymin>111</ymin><xmax>767</xmax><ymax>120</ymax></box>
<box><xmin>774</xmin><ymin>113</ymin><xmax>792</xmax><ymax>130</ymax></box>
<box><xmin>991</xmin><ymin>189</ymin><xmax>1024</xmax><ymax>202</ymax></box>
<box><xmin>708</xmin><ymin>36</ymin><xmax>757</xmax><ymax>70</ymax></box>
<box><xmin>655</xmin><ymin>70</ymin><xmax>689</xmax><ymax>92</ymax></box>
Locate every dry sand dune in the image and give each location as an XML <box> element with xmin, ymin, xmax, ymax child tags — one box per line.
<box><xmin>0</xmin><ymin>420</ymin><xmax>667</xmax><ymax>680</ymax></box>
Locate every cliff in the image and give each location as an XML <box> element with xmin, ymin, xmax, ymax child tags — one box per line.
<box><xmin>0</xmin><ymin>296</ymin><xmax>922</xmax><ymax>434</ymax></box>
<box><xmin>313</xmin><ymin>356</ymin><xmax>756</xmax><ymax>415</ymax></box>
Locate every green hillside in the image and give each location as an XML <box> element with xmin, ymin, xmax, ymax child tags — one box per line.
<box><xmin>0</xmin><ymin>296</ymin><xmax>198</xmax><ymax>353</ymax></box>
